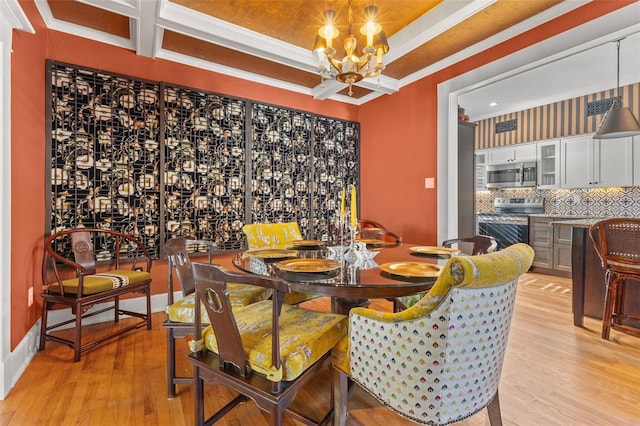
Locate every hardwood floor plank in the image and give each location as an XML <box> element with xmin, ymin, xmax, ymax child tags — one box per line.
<box><xmin>1</xmin><ymin>272</ymin><xmax>639</xmax><ymax>425</ymax></box>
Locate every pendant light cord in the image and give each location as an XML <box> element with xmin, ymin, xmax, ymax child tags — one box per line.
<box><xmin>616</xmin><ymin>39</ymin><xmax>621</xmax><ymax>106</ymax></box>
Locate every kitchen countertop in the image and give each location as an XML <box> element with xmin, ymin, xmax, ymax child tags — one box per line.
<box><xmin>550</xmin><ymin>218</ymin><xmax>605</xmax><ymax>228</ymax></box>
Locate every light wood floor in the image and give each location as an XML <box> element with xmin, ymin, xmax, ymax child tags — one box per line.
<box><xmin>2</xmin><ymin>273</ymin><xmax>640</xmax><ymax>425</ymax></box>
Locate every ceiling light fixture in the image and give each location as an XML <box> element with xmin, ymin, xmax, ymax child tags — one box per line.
<box><xmin>313</xmin><ymin>0</ymin><xmax>389</xmax><ymax>96</ymax></box>
<box><xmin>594</xmin><ymin>39</ymin><xmax>640</xmax><ymax>139</ymax></box>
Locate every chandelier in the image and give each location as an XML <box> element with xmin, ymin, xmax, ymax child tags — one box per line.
<box><xmin>313</xmin><ymin>0</ymin><xmax>390</xmax><ymax>96</ymax></box>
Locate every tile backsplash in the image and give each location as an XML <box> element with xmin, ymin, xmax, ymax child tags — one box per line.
<box><xmin>476</xmin><ymin>186</ymin><xmax>640</xmax><ymax>217</ymax></box>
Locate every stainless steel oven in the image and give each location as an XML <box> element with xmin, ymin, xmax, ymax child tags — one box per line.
<box><xmin>477</xmin><ymin>197</ymin><xmax>544</xmax><ymax>250</ymax></box>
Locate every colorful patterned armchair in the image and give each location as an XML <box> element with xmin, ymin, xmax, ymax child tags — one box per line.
<box><xmin>332</xmin><ymin>243</ymin><xmax>535</xmax><ymax>425</ymax></box>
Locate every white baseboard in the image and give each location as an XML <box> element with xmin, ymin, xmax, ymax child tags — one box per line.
<box><xmin>0</xmin><ymin>292</ymin><xmax>171</xmax><ymax>399</ymax></box>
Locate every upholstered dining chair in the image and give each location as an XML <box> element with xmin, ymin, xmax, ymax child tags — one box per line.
<box><xmin>242</xmin><ymin>221</ymin><xmax>304</xmax><ymax>249</ymax></box>
<box><xmin>163</xmin><ymin>238</ymin><xmax>269</xmax><ymax>398</ymax></box>
<box><xmin>241</xmin><ymin>221</ymin><xmax>316</xmax><ymax>304</ymax></box>
<box><xmin>189</xmin><ymin>263</ymin><xmax>348</xmax><ymax>426</ymax></box>
<box><xmin>443</xmin><ymin>235</ymin><xmax>498</xmax><ymax>255</ymax></box>
<box><xmin>40</xmin><ymin>228</ymin><xmax>153</xmax><ymax>362</ymax></box>
<box><xmin>589</xmin><ymin>218</ymin><xmax>640</xmax><ymax>340</ymax></box>
<box><xmin>332</xmin><ymin>243</ymin><xmax>535</xmax><ymax>426</ymax></box>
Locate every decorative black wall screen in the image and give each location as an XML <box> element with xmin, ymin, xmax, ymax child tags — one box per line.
<box><xmin>47</xmin><ymin>61</ymin><xmax>360</xmax><ymax>256</ymax></box>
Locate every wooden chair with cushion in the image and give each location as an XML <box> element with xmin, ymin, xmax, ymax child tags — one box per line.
<box><xmin>163</xmin><ymin>237</ymin><xmax>270</xmax><ymax>398</ymax></box>
<box><xmin>332</xmin><ymin>243</ymin><xmax>535</xmax><ymax>426</ymax></box>
<box><xmin>589</xmin><ymin>218</ymin><xmax>640</xmax><ymax>340</ymax></box>
<box><xmin>443</xmin><ymin>234</ymin><xmax>498</xmax><ymax>255</ymax></box>
<box><xmin>241</xmin><ymin>221</ymin><xmax>316</xmax><ymax>305</ymax></box>
<box><xmin>40</xmin><ymin>228</ymin><xmax>153</xmax><ymax>362</ymax></box>
<box><xmin>188</xmin><ymin>262</ymin><xmax>348</xmax><ymax>426</ymax></box>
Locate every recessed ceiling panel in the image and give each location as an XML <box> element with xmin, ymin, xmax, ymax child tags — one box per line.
<box><xmin>384</xmin><ymin>0</ymin><xmax>563</xmax><ymax>78</ymax></box>
<box><xmin>162</xmin><ymin>30</ymin><xmax>322</xmax><ymax>88</ymax></box>
<box><xmin>47</xmin><ymin>0</ymin><xmax>130</xmax><ymax>38</ymax></box>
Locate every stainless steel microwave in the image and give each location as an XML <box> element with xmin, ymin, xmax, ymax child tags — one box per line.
<box><xmin>486</xmin><ymin>162</ymin><xmax>537</xmax><ymax>189</ymax></box>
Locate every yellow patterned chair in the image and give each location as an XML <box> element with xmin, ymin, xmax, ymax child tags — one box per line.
<box><xmin>332</xmin><ymin>243</ymin><xmax>535</xmax><ymax>426</ymax></box>
<box><xmin>189</xmin><ymin>263</ymin><xmax>347</xmax><ymax>425</ymax></box>
<box><xmin>242</xmin><ymin>221</ymin><xmax>316</xmax><ymax>304</ymax></box>
<box><xmin>242</xmin><ymin>221</ymin><xmax>304</xmax><ymax>249</ymax></box>
<box><xmin>163</xmin><ymin>238</ymin><xmax>270</xmax><ymax>398</ymax></box>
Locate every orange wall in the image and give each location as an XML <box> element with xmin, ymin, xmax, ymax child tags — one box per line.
<box><xmin>10</xmin><ymin>0</ymin><xmax>634</xmax><ymax>349</ymax></box>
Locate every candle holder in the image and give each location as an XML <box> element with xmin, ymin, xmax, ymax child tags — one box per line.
<box><xmin>344</xmin><ymin>224</ymin><xmax>358</xmax><ymax>262</ymax></box>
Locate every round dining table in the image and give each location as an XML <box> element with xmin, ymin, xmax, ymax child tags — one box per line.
<box><xmin>232</xmin><ymin>243</ymin><xmax>451</xmax><ymax>313</ymax></box>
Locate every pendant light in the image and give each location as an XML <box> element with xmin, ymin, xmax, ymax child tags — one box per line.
<box><xmin>594</xmin><ymin>39</ymin><xmax>640</xmax><ymax>139</ymax></box>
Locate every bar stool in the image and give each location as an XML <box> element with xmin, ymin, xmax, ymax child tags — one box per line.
<box><xmin>589</xmin><ymin>218</ymin><xmax>640</xmax><ymax>340</ymax></box>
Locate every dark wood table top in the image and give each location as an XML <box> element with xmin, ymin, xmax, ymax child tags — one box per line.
<box><xmin>232</xmin><ymin>243</ymin><xmax>450</xmax><ymax>299</ymax></box>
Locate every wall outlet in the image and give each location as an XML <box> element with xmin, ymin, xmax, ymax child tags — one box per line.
<box><xmin>28</xmin><ymin>287</ymin><xmax>33</xmax><ymax>307</ymax></box>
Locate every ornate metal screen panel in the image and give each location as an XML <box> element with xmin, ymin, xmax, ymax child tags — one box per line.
<box><xmin>250</xmin><ymin>103</ymin><xmax>313</xmax><ymax>238</ymax></box>
<box><xmin>162</xmin><ymin>85</ymin><xmax>247</xmax><ymax>250</ymax></box>
<box><xmin>47</xmin><ymin>61</ymin><xmax>161</xmax><ymax>258</ymax></box>
<box><xmin>313</xmin><ymin>116</ymin><xmax>360</xmax><ymax>241</ymax></box>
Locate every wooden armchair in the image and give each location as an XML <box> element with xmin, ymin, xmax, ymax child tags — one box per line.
<box><xmin>357</xmin><ymin>227</ymin><xmax>401</xmax><ymax>248</ymax></box>
<box><xmin>189</xmin><ymin>263</ymin><xmax>348</xmax><ymax>425</ymax></box>
<box><xmin>163</xmin><ymin>237</ymin><xmax>269</xmax><ymax>398</ymax></box>
<box><xmin>332</xmin><ymin>243</ymin><xmax>535</xmax><ymax>425</ymax></box>
<box><xmin>39</xmin><ymin>228</ymin><xmax>153</xmax><ymax>362</ymax></box>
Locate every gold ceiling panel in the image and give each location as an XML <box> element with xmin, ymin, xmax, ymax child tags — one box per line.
<box><xmin>384</xmin><ymin>0</ymin><xmax>564</xmax><ymax>78</ymax></box>
<box><xmin>170</xmin><ymin>0</ymin><xmax>441</xmax><ymax>50</ymax></box>
<box><xmin>47</xmin><ymin>0</ymin><xmax>130</xmax><ymax>39</ymax></box>
<box><xmin>162</xmin><ymin>30</ymin><xmax>323</xmax><ymax>89</ymax></box>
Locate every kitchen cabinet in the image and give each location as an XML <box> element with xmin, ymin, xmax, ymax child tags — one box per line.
<box><xmin>553</xmin><ymin>222</ymin><xmax>572</xmax><ymax>272</ymax></box>
<box><xmin>488</xmin><ymin>143</ymin><xmax>537</xmax><ymax>165</ymax></box>
<box><xmin>561</xmin><ymin>134</ymin><xmax>633</xmax><ymax>188</ymax></box>
<box><xmin>529</xmin><ymin>216</ymin><xmax>572</xmax><ymax>276</ymax></box>
<box><xmin>475</xmin><ymin>149</ymin><xmax>488</xmax><ymax>190</ymax></box>
<box><xmin>458</xmin><ymin>121</ymin><xmax>476</xmax><ymax>238</ymax></box>
<box><xmin>633</xmin><ymin>136</ymin><xmax>640</xmax><ymax>185</ymax></box>
<box><xmin>537</xmin><ymin>139</ymin><xmax>560</xmax><ymax>188</ymax></box>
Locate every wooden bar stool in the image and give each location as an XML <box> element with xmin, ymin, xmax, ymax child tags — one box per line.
<box><xmin>589</xmin><ymin>218</ymin><xmax>640</xmax><ymax>340</ymax></box>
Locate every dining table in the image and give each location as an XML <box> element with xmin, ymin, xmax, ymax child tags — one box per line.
<box><xmin>231</xmin><ymin>241</ymin><xmax>455</xmax><ymax>314</ymax></box>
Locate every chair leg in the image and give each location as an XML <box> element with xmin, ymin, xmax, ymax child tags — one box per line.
<box><xmin>486</xmin><ymin>389</ymin><xmax>503</xmax><ymax>426</ymax></box>
<box><xmin>145</xmin><ymin>287</ymin><xmax>152</xmax><ymax>330</ymax></box>
<box><xmin>194</xmin><ymin>366</ymin><xmax>204</xmax><ymax>426</ymax></box>
<box><xmin>39</xmin><ymin>300</ymin><xmax>50</xmax><ymax>351</ymax></box>
<box><xmin>602</xmin><ymin>276</ymin><xmax>618</xmax><ymax>340</ymax></box>
<box><xmin>332</xmin><ymin>367</ymin><xmax>349</xmax><ymax>426</ymax></box>
<box><xmin>73</xmin><ymin>301</ymin><xmax>83</xmax><ymax>362</ymax></box>
<box><xmin>167</xmin><ymin>327</ymin><xmax>177</xmax><ymax>398</ymax></box>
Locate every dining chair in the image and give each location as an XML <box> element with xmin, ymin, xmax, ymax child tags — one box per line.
<box><xmin>357</xmin><ymin>219</ymin><xmax>387</xmax><ymax>230</ymax></box>
<box><xmin>332</xmin><ymin>243</ymin><xmax>535</xmax><ymax>426</ymax></box>
<box><xmin>357</xmin><ymin>227</ymin><xmax>401</xmax><ymax>248</ymax></box>
<box><xmin>443</xmin><ymin>235</ymin><xmax>498</xmax><ymax>255</ymax></box>
<box><xmin>189</xmin><ymin>262</ymin><xmax>348</xmax><ymax>426</ymax></box>
<box><xmin>589</xmin><ymin>218</ymin><xmax>640</xmax><ymax>340</ymax></box>
<box><xmin>40</xmin><ymin>228</ymin><xmax>153</xmax><ymax>362</ymax></box>
<box><xmin>163</xmin><ymin>238</ymin><xmax>270</xmax><ymax>398</ymax></box>
<box><xmin>241</xmin><ymin>221</ymin><xmax>316</xmax><ymax>304</ymax></box>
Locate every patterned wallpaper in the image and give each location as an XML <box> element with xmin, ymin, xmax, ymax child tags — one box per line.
<box><xmin>476</xmin><ymin>187</ymin><xmax>640</xmax><ymax>218</ymax></box>
<box><xmin>474</xmin><ymin>82</ymin><xmax>640</xmax><ymax>149</ymax></box>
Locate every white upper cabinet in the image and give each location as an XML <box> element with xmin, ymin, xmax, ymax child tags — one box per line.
<box><xmin>487</xmin><ymin>143</ymin><xmax>537</xmax><ymax>165</ymax></box>
<box><xmin>537</xmin><ymin>139</ymin><xmax>560</xmax><ymax>189</ymax></box>
<box><xmin>561</xmin><ymin>134</ymin><xmax>633</xmax><ymax>188</ymax></box>
<box><xmin>475</xmin><ymin>150</ymin><xmax>488</xmax><ymax>190</ymax></box>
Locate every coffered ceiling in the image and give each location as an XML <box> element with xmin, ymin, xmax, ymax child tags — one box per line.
<box><xmin>36</xmin><ymin>0</ymin><xmax>595</xmax><ymax>104</ymax></box>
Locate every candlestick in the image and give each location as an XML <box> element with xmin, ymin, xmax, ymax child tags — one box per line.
<box><xmin>350</xmin><ymin>185</ymin><xmax>357</xmax><ymax>228</ymax></box>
